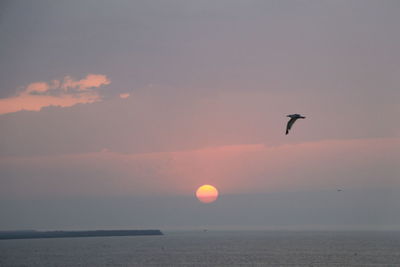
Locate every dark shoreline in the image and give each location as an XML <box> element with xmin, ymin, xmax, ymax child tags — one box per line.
<box><xmin>0</xmin><ymin>230</ymin><xmax>163</xmax><ymax>240</ymax></box>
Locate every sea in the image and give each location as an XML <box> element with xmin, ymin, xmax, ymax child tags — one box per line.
<box><xmin>1</xmin><ymin>231</ymin><xmax>400</xmax><ymax>266</ymax></box>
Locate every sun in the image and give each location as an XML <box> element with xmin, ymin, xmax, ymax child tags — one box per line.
<box><xmin>196</xmin><ymin>185</ymin><xmax>219</xmax><ymax>203</ymax></box>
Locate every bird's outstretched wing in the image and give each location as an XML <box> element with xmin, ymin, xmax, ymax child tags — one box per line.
<box><xmin>286</xmin><ymin>118</ymin><xmax>297</xmax><ymax>135</ymax></box>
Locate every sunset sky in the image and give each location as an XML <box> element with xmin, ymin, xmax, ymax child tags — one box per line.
<box><xmin>0</xmin><ymin>0</ymin><xmax>399</xmax><ymax>230</ymax></box>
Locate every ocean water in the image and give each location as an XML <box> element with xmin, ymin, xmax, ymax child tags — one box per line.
<box><xmin>1</xmin><ymin>231</ymin><xmax>400</xmax><ymax>266</ymax></box>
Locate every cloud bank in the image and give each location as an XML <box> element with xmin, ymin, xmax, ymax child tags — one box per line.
<box><xmin>0</xmin><ymin>74</ymin><xmax>110</xmax><ymax>115</ymax></box>
<box><xmin>0</xmin><ymin>137</ymin><xmax>398</xmax><ymax>198</ymax></box>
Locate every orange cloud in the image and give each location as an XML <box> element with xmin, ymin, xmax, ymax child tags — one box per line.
<box><xmin>0</xmin><ymin>91</ymin><xmax>101</xmax><ymax>114</ymax></box>
<box><xmin>119</xmin><ymin>93</ymin><xmax>130</xmax><ymax>99</ymax></box>
<box><xmin>0</xmin><ymin>74</ymin><xmax>110</xmax><ymax>115</ymax></box>
<box><xmin>62</xmin><ymin>74</ymin><xmax>110</xmax><ymax>91</ymax></box>
<box><xmin>25</xmin><ymin>82</ymin><xmax>50</xmax><ymax>93</ymax></box>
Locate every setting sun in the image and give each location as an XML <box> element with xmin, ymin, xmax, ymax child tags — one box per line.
<box><xmin>196</xmin><ymin>185</ymin><xmax>219</xmax><ymax>203</ymax></box>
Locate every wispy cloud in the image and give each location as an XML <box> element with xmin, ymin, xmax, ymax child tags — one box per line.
<box><xmin>119</xmin><ymin>93</ymin><xmax>130</xmax><ymax>99</ymax></box>
<box><xmin>61</xmin><ymin>74</ymin><xmax>110</xmax><ymax>91</ymax></box>
<box><xmin>0</xmin><ymin>74</ymin><xmax>110</xmax><ymax>115</ymax></box>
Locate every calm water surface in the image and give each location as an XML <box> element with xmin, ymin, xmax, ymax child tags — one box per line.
<box><xmin>1</xmin><ymin>231</ymin><xmax>400</xmax><ymax>266</ymax></box>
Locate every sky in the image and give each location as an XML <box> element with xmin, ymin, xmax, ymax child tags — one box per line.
<box><xmin>0</xmin><ymin>0</ymin><xmax>399</xmax><ymax>231</ymax></box>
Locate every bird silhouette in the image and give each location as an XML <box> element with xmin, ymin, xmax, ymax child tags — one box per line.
<box><xmin>285</xmin><ymin>114</ymin><xmax>306</xmax><ymax>135</ymax></box>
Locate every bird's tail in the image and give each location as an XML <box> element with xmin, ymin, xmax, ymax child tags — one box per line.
<box><xmin>285</xmin><ymin>129</ymin><xmax>289</xmax><ymax>135</ymax></box>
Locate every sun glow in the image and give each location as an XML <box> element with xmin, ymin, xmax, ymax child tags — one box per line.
<box><xmin>196</xmin><ymin>185</ymin><xmax>219</xmax><ymax>203</ymax></box>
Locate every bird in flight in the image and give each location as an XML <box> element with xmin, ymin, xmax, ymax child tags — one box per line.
<box><xmin>285</xmin><ymin>114</ymin><xmax>306</xmax><ymax>135</ymax></box>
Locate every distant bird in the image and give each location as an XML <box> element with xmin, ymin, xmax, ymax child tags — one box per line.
<box><xmin>285</xmin><ymin>114</ymin><xmax>306</xmax><ymax>135</ymax></box>
<box><xmin>337</xmin><ymin>189</ymin><xmax>342</xmax><ymax>192</ymax></box>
